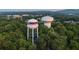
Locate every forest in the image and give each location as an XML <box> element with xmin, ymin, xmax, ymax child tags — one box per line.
<box><xmin>0</xmin><ymin>15</ymin><xmax>79</xmax><ymax>50</ymax></box>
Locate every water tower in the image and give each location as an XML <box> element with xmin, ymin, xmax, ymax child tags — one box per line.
<box><xmin>27</xmin><ymin>19</ymin><xmax>39</xmax><ymax>44</ymax></box>
<box><xmin>41</xmin><ymin>16</ymin><xmax>54</xmax><ymax>28</ymax></box>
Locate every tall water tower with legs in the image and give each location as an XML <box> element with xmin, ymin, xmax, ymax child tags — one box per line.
<box><xmin>27</xmin><ymin>19</ymin><xmax>39</xmax><ymax>45</ymax></box>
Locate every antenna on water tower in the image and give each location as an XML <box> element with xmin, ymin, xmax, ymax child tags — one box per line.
<box><xmin>27</xmin><ymin>19</ymin><xmax>38</xmax><ymax>45</ymax></box>
<box><xmin>41</xmin><ymin>16</ymin><xmax>54</xmax><ymax>28</ymax></box>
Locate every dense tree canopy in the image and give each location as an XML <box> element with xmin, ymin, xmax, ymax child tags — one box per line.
<box><xmin>0</xmin><ymin>16</ymin><xmax>79</xmax><ymax>50</ymax></box>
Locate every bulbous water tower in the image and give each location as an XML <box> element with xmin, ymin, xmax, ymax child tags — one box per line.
<box><xmin>27</xmin><ymin>19</ymin><xmax>38</xmax><ymax>44</ymax></box>
<box><xmin>41</xmin><ymin>16</ymin><xmax>54</xmax><ymax>28</ymax></box>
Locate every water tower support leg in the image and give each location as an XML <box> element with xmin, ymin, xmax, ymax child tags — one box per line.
<box><xmin>27</xmin><ymin>27</ymin><xmax>29</xmax><ymax>40</ymax></box>
<box><xmin>32</xmin><ymin>29</ymin><xmax>34</xmax><ymax>45</ymax></box>
<box><xmin>37</xmin><ymin>28</ymin><xmax>38</xmax><ymax>38</ymax></box>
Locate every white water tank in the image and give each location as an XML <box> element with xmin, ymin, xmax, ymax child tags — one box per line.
<box><xmin>27</xmin><ymin>19</ymin><xmax>38</xmax><ymax>29</ymax></box>
<box><xmin>41</xmin><ymin>16</ymin><xmax>54</xmax><ymax>28</ymax></box>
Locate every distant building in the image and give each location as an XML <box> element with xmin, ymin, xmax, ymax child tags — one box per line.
<box><xmin>6</xmin><ymin>15</ymin><xmax>12</xmax><ymax>20</ymax></box>
<box><xmin>12</xmin><ymin>15</ymin><xmax>22</xmax><ymax>20</ymax></box>
<box><xmin>22</xmin><ymin>14</ymin><xmax>29</xmax><ymax>16</ymax></box>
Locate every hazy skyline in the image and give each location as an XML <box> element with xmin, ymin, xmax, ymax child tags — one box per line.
<box><xmin>0</xmin><ymin>9</ymin><xmax>64</xmax><ymax>12</ymax></box>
